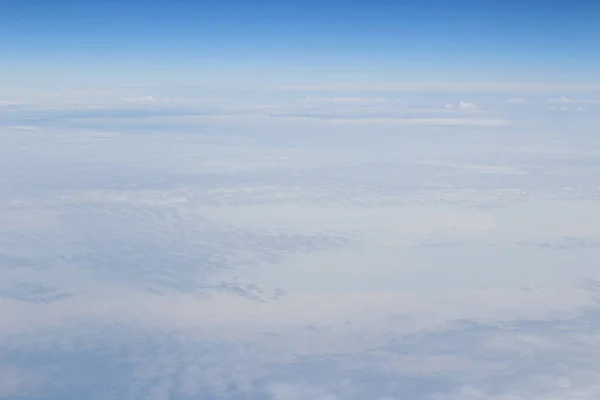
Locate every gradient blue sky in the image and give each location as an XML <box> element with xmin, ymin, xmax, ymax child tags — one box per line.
<box><xmin>2</xmin><ymin>0</ymin><xmax>600</xmax><ymax>90</ymax></box>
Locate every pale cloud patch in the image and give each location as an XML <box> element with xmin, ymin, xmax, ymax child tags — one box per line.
<box><xmin>2</xmin><ymin>283</ymin><xmax>600</xmax><ymax>399</ymax></box>
<box><xmin>459</xmin><ymin>100</ymin><xmax>478</xmax><ymax>110</ymax></box>
<box><xmin>267</xmin><ymin>383</ymin><xmax>338</xmax><ymax>400</ymax></box>
<box><xmin>444</xmin><ymin>101</ymin><xmax>478</xmax><ymax>110</ymax></box>
<box><xmin>303</xmin><ymin>96</ymin><xmax>389</xmax><ymax>105</ymax></box>
<box><xmin>504</xmin><ymin>98</ymin><xmax>527</xmax><ymax>104</ymax></box>
<box><xmin>281</xmin><ymin>82</ymin><xmax>600</xmax><ymax>93</ymax></box>
<box><xmin>0</xmin><ymin>100</ymin><xmax>25</xmax><ymax>106</ymax></box>
<box><xmin>122</xmin><ymin>95</ymin><xmax>178</xmax><ymax>103</ymax></box>
<box><xmin>0</xmin><ymin>209</ymin><xmax>61</xmax><ymax>232</ymax></box>
<box><xmin>299</xmin><ymin>116</ymin><xmax>506</xmax><ymax>126</ymax></box>
<box><xmin>548</xmin><ymin>96</ymin><xmax>600</xmax><ymax>105</ymax></box>
<box><xmin>0</xmin><ymin>366</ymin><xmax>38</xmax><ymax>398</ymax></box>
<box><xmin>11</xmin><ymin>126</ymin><xmax>39</xmax><ymax>131</ymax></box>
<box><xmin>548</xmin><ymin>103</ymin><xmax>587</xmax><ymax>112</ymax></box>
<box><xmin>0</xmin><ymin>285</ymin><xmax>594</xmax><ymax>339</ymax></box>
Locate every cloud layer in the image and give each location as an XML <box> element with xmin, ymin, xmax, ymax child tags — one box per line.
<box><xmin>2</xmin><ymin>86</ymin><xmax>600</xmax><ymax>399</ymax></box>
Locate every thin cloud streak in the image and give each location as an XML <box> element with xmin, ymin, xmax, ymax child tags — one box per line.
<box><xmin>281</xmin><ymin>82</ymin><xmax>600</xmax><ymax>93</ymax></box>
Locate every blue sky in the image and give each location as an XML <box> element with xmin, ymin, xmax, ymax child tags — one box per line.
<box><xmin>2</xmin><ymin>0</ymin><xmax>600</xmax><ymax>90</ymax></box>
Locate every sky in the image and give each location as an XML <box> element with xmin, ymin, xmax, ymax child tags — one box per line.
<box><xmin>4</xmin><ymin>1</ymin><xmax>600</xmax><ymax>400</ymax></box>
<box><xmin>2</xmin><ymin>0</ymin><xmax>600</xmax><ymax>89</ymax></box>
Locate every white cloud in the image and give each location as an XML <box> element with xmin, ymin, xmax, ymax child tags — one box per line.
<box><xmin>504</xmin><ymin>98</ymin><xmax>527</xmax><ymax>104</ymax></box>
<box><xmin>0</xmin><ymin>100</ymin><xmax>24</xmax><ymax>106</ymax></box>
<box><xmin>3</xmin><ymin>95</ymin><xmax>600</xmax><ymax>399</ymax></box>
<box><xmin>303</xmin><ymin>96</ymin><xmax>389</xmax><ymax>105</ymax></box>
<box><xmin>548</xmin><ymin>102</ymin><xmax>588</xmax><ymax>111</ymax></box>
<box><xmin>281</xmin><ymin>82</ymin><xmax>600</xmax><ymax>93</ymax></box>
<box><xmin>0</xmin><ymin>209</ymin><xmax>61</xmax><ymax>232</ymax></box>
<box><xmin>287</xmin><ymin>116</ymin><xmax>506</xmax><ymax>126</ymax></box>
<box><xmin>548</xmin><ymin>96</ymin><xmax>600</xmax><ymax>105</ymax></box>
<box><xmin>443</xmin><ymin>101</ymin><xmax>478</xmax><ymax>110</ymax></box>
<box><xmin>0</xmin><ymin>285</ymin><xmax>593</xmax><ymax>342</ymax></box>
<box><xmin>459</xmin><ymin>100</ymin><xmax>477</xmax><ymax>109</ymax></box>
<box><xmin>267</xmin><ymin>383</ymin><xmax>338</xmax><ymax>400</ymax></box>
<box><xmin>12</xmin><ymin>126</ymin><xmax>39</xmax><ymax>131</ymax></box>
<box><xmin>122</xmin><ymin>95</ymin><xmax>176</xmax><ymax>103</ymax></box>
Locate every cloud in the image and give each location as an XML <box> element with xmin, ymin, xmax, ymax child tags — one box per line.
<box><xmin>270</xmin><ymin>114</ymin><xmax>505</xmax><ymax>126</ymax></box>
<box><xmin>122</xmin><ymin>95</ymin><xmax>179</xmax><ymax>104</ymax></box>
<box><xmin>0</xmin><ymin>209</ymin><xmax>61</xmax><ymax>232</ymax></box>
<box><xmin>303</xmin><ymin>96</ymin><xmax>389</xmax><ymax>105</ymax></box>
<box><xmin>11</xmin><ymin>125</ymin><xmax>39</xmax><ymax>131</ymax></box>
<box><xmin>333</xmin><ymin>117</ymin><xmax>503</xmax><ymax>126</ymax></box>
<box><xmin>444</xmin><ymin>101</ymin><xmax>478</xmax><ymax>110</ymax></box>
<box><xmin>0</xmin><ymin>285</ymin><xmax>593</xmax><ymax>342</ymax></box>
<box><xmin>548</xmin><ymin>96</ymin><xmax>600</xmax><ymax>104</ymax></box>
<box><xmin>3</xmin><ymin>102</ymin><xmax>600</xmax><ymax>399</ymax></box>
<box><xmin>281</xmin><ymin>82</ymin><xmax>600</xmax><ymax>93</ymax></box>
<box><xmin>0</xmin><ymin>100</ymin><xmax>25</xmax><ymax>106</ymax></box>
<box><xmin>459</xmin><ymin>101</ymin><xmax>477</xmax><ymax>109</ymax></box>
<box><xmin>267</xmin><ymin>383</ymin><xmax>338</xmax><ymax>400</ymax></box>
<box><xmin>3</xmin><ymin>104</ymin><xmax>230</xmax><ymax>123</ymax></box>
<box><xmin>517</xmin><ymin>236</ymin><xmax>600</xmax><ymax>250</ymax></box>
<box><xmin>548</xmin><ymin>104</ymin><xmax>587</xmax><ymax>112</ymax></box>
<box><xmin>0</xmin><ymin>366</ymin><xmax>38</xmax><ymax>398</ymax></box>
<box><xmin>548</xmin><ymin>96</ymin><xmax>600</xmax><ymax>110</ymax></box>
<box><xmin>2</xmin><ymin>281</ymin><xmax>599</xmax><ymax>399</ymax></box>
<box><xmin>504</xmin><ymin>98</ymin><xmax>527</xmax><ymax>104</ymax></box>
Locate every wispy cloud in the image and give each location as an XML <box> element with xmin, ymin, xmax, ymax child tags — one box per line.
<box><xmin>122</xmin><ymin>95</ymin><xmax>186</xmax><ymax>104</ymax></box>
<box><xmin>0</xmin><ymin>100</ymin><xmax>25</xmax><ymax>106</ymax></box>
<box><xmin>504</xmin><ymin>97</ymin><xmax>527</xmax><ymax>104</ymax></box>
<box><xmin>549</xmin><ymin>104</ymin><xmax>587</xmax><ymax>112</ymax></box>
<box><xmin>281</xmin><ymin>82</ymin><xmax>600</xmax><ymax>93</ymax></box>
<box><xmin>302</xmin><ymin>96</ymin><xmax>390</xmax><ymax>105</ymax></box>
<box><xmin>444</xmin><ymin>100</ymin><xmax>478</xmax><ymax>110</ymax></box>
<box><xmin>0</xmin><ymin>366</ymin><xmax>37</xmax><ymax>398</ymax></box>
<box><xmin>269</xmin><ymin>115</ymin><xmax>506</xmax><ymax>126</ymax></box>
<box><xmin>548</xmin><ymin>96</ymin><xmax>600</xmax><ymax>105</ymax></box>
